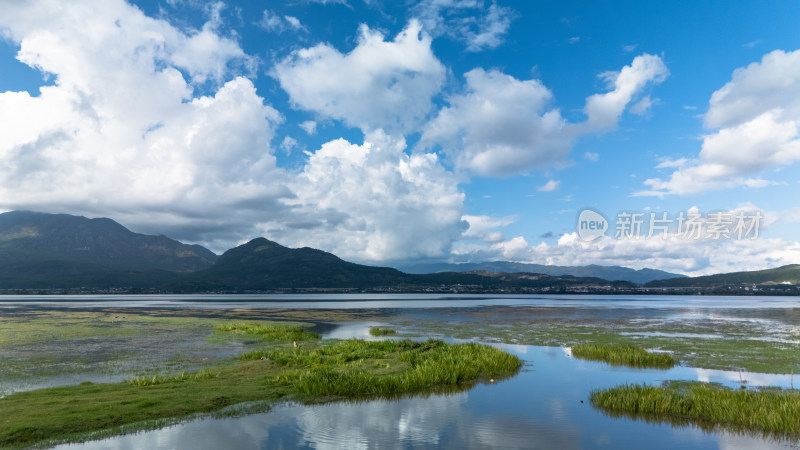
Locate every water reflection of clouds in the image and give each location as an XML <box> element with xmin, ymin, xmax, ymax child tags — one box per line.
<box><xmin>716</xmin><ymin>431</ymin><xmax>796</xmax><ymax>450</ymax></box>
<box><xmin>55</xmin><ymin>411</ymin><xmax>289</xmax><ymax>450</ymax></box>
<box><xmin>294</xmin><ymin>394</ymin><xmax>583</xmax><ymax>450</ymax></box>
<box><xmin>296</xmin><ymin>395</ymin><xmax>468</xmax><ymax>448</ymax></box>
<box><xmin>549</xmin><ymin>396</ymin><xmax>567</xmax><ymax>420</ymax></box>
<box><xmin>321</xmin><ymin>321</ymin><xmax>383</xmax><ymax>340</ymax></box>
<box><xmin>487</xmin><ymin>342</ymin><xmax>528</xmax><ymax>355</ymax></box>
<box><xmin>50</xmin><ymin>334</ymin><xmax>800</xmax><ymax>449</ymax></box>
<box><xmin>473</xmin><ymin>416</ymin><xmax>581</xmax><ymax>450</ymax></box>
<box><xmin>693</xmin><ymin>368</ymin><xmax>794</xmax><ymax>388</ymax></box>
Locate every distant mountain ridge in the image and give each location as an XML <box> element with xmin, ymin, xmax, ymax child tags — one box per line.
<box><xmin>1</xmin><ymin>211</ymin><xmax>796</xmax><ymax>295</ymax></box>
<box><xmin>0</xmin><ymin>211</ymin><xmax>217</xmax><ymax>288</ymax></box>
<box><xmin>0</xmin><ymin>211</ymin><xmax>638</xmax><ymax>292</ymax></box>
<box><xmin>182</xmin><ymin>237</ymin><xmax>413</xmax><ymax>290</ymax></box>
<box><xmin>400</xmin><ymin>261</ymin><xmax>685</xmax><ymax>284</ymax></box>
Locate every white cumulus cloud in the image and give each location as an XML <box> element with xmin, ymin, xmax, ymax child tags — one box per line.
<box><xmin>273</xmin><ymin>131</ymin><xmax>468</xmax><ymax>262</ymax></box>
<box><xmin>453</xmin><ymin>205</ymin><xmax>800</xmax><ymax>276</ymax></box>
<box><xmin>0</xmin><ymin>0</ymin><xmax>471</xmax><ymax>262</ymax></box>
<box><xmin>583</xmin><ymin>54</ymin><xmax>669</xmax><ymax>131</ymax></box>
<box><xmin>461</xmin><ymin>214</ymin><xmax>514</xmax><ymax>243</ymax></box>
<box><xmin>0</xmin><ymin>0</ymin><xmax>288</xmax><ymax>249</ymax></box>
<box><xmin>419</xmin><ymin>68</ymin><xmax>574</xmax><ymax>177</ymax></box>
<box><xmin>272</xmin><ymin>20</ymin><xmax>446</xmax><ymax>134</ymax></box>
<box><xmin>420</xmin><ymin>54</ymin><xmax>667</xmax><ymax>177</ymax></box>
<box><xmin>455</xmin><ymin>232</ymin><xmax>800</xmax><ymax>276</ymax></box>
<box><xmin>640</xmin><ymin>49</ymin><xmax>800</xmax><ymax>196</ymax></box>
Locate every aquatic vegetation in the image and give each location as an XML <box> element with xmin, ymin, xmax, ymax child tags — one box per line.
<box><xmin>244</xmin><ymin>339</ymin><xmax>521</xmax><ymax>398</ymax></box>
<box><xmin>0</xmin><ymin>310</ymin><xmax>210</xmax><ymax>347</ymax></box>
<box><xmin>2</xmin><ymin>303</ymin><xmax>797</xmax><ymax>447</ymax></box>
<box><xmin>571</xmin><ymin>343</ymin><xmax>675</xmax><ymax>369</ymax></box>
<box><xmin>407</xmin><ymin>311</ymin><xmax>800</xmax><ymax>374</ymax></box>
<box><xmin>0</xmin><ymin>311</ymin><xmax>238</xmax><ymax>383</ymax></box>
<box><xmin>0</xmin><ymin>331</ymin><xmax>519</xmax><ymax>448</ymax></box>
<box><xmin>369</xmin><ymin>327</ymin><xmax>397</xmax><ymax>336</ymax></box>
<box><xmin>591</xmin><ymin>381</ymin><xmax>800</xmax><ymax>436</ymax></box>
<box><xmin>214</xmin><ymin>322</ymin><xmax>320</xmax><ymax>341</ymax></box>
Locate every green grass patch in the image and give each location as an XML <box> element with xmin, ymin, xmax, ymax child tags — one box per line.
<box><xmin>0</xmin><ymin>360</ymin><xmax>290</xmax><ymax>449</ymax></box>
<box><xmin>245</xmin><ymin>339</ymin><xmax>521</xmax><ymax>398</ymax></box>
<box><xmin>369</xmin><ymin>327</ymin><xmax>397</xmax><ymax>336</ymax></box>
<box><xmin>591</xmin><ymin>381</ymin><xmax>800</xmax><ymax>436</ymax></box>
<box><xmin>0</xmin><ymin>311</ymin><xmax>239</xmax><ymax>382</ymax></box>
<box><xmin>0</xmin><ymin>334</ymin><xmax>519</xmax><ymax>448</ymax></box>
<box><xmin>571</xmin><ymin>343</ymin><xmax>675</xmax><ymax>369</ymax></box>
<box><xmin>0</xmin><ymin>311</ymin><xmax>210</xmax><ymax>347</ymax></box>
<box><xmin>213</xmin><ymin>322</ymin><xmax>320</xmax><ymax>342</ymax></box>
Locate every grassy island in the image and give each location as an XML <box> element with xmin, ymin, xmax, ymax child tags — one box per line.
<box><xmin>368</xmin><ymin>327</ymin><xmax>397</xmax><ymax>336</ymax></box>
<box><xmin>591</xmin><ymin>381</ymin><xmax>800</xmax><ymax>436</ymax></box>
<box><xmin>571</xmin><ymin>343</ymin><xmax>676</xmax><ymax>369</ymax></box>
<box><xmin>0</xmin><ymin>322</ymin><xmax>520</xmax><ymax>448</ymax></box>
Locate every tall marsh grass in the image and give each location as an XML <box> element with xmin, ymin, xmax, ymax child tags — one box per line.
<box><xmin>369</xmin><ymin>327</ymin><xmax>397</xmax><ymax>336</ymax></box>
<box><xmin>572</xmin><ymin>343</ymin><xmax>675</xmax><ymax>369</ymax></box>
<box><xmin>591</xmin><ymin>381</ymin><xmax>800</xmax><ymax>435</ymax></box>
<box><xmin>243</xmin><ymin>339</ymin><xmax>521</xmax><ymax>397</ymax></box>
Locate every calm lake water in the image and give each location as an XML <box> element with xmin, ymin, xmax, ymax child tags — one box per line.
<box><xmin>4</xmin><ymin>294</ymin><xmax>799</xmax><ymax>449</ymax></box>
<box><xmin>53</xmin><ymin>341</ymin><xmax>797</xmax><ymax>450</ymax></box>
<box><xmin>2</xmin><ymin>293</ymin><xmax>799</xmax><ymax>310</ymax></box>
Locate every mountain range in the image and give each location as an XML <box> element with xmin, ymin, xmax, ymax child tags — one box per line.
<box><xmin>0</xmin><ymin>211</ymin><xmax>216</xmax><ymax>288</ymax></box>
<box><xmin>0</xmin><ymin>211</ymin><xmax>635</xmax><ymax>292</ymax></box>
<box><xmin>401</xmin><ymin>261</ymin><xmax>684</xmax><ymax>284</ymax></box>
<box><xmin>0</xmin><ymin>211</ymin><xmax>796</xmax><ymax>294</ymax></box>
<box><xmin>645</xmin><ymin>264</ymin><xmax>800</xmax><ymax>288</ymax></box>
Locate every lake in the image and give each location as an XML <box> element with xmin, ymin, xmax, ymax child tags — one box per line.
<box><xmin>2</xmin><ymin>293</ymin><xmax>799</xmax><ymax>310</ymax></box>
<box><xmin>2</xmin><ymin>294</ymin><xmax>798</xmax><ymax>449</ymax></box>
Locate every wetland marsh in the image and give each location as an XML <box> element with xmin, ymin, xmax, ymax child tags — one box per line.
<box><xmin>1</xmin><ymin>294</ymin><xmax>799</xmax><ymax>448</ymax></box>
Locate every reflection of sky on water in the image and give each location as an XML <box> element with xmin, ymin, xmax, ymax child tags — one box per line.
<box><xmin>619</xmin><ymin>331</ymin><xmax>724</xmax><ymax>339</ymax></box>
<box><xmin>55</xmin><ymin>343</ymin><xmax>799</xmax><ymax>450</ymax></box>
<box><xmin>322</xmin><ymin>321</ymin><xmax>385</xmax><ymax>340</ymax></box>
<box><xmin>619</xmin><ymin>330</ymin><xmax>799</xmax><ymax>345</ymax></box>
<box><xmin>693</xmin><ymin>368</ymin><xmax>797</xmax><ymax>388</ymax></box>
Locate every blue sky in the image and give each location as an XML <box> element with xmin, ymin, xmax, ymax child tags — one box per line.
<box><xmin>2</xmin><ymin>0</ymin><xmax>800</xmax><ymax>275</ymax></box>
